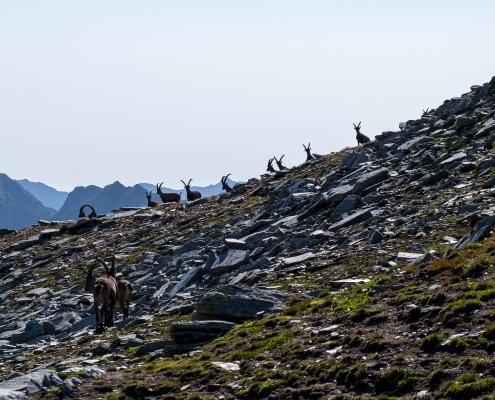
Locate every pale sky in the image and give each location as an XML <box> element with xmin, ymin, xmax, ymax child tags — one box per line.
<box><xmin>1</xmin><ymin>1</ymin><xmax>494</xmax><ymax>192</ymax></box>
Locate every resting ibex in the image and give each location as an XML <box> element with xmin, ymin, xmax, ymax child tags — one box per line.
<box><xmin>145</xmin><ymin>190</ymin><xmax>159</xmax><ymax>207</ymax></box>
<box><xmin>156</xmin><ymin>183</ymin><xmax>181</xmax><ymax>203</ymax></box>
<box><xmin>181</xmin><ymin>179</ymin><xmax>202</xmax><ymax>201</ymax></box>
<box><xmin>303</xmin><ymin>143</ymin><xmax>315</xmax><ymax>162</ymax></box>
<box><xmin>97</xmin><ymin>256</ymin><xmax>133</xmax><ymax>321</ymax></box>
<box><xmin>221</xmin><ymin>174</ymin><xmax>232</xmax><ymax>192</ymax></box>
<box><xmin>267</xmin><ymin>158</ymin><xmax>276</xmax><ymax>173</ymax></box>
<box><xmin>78</xmin><ymin>205</ymin><xmax>97</xmax><ymax>220</ymax></box>
<box><xmin>422</xmin><ymin>108</ymin><xmax>430</xmax><ymax>116</ymax></box>
<box><xmin>353</xmin><ymin>122</ymin><xmax>370</xmax><ymax>145</ymax></box>
<box><xmin>85</xmin><ymin>260</ymin><xmax>117</xmax><ymax>333</ymax></box>
<box><xmin>274</xmin><ymin>155</ymin><xmax>287</xmax><ymax>170</ymax></box>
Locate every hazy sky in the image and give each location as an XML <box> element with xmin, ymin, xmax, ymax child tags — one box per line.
<box><xmin>1</xmin><ymin>1</ymin><xmax>494</xmax><ymax>192</ymax></box>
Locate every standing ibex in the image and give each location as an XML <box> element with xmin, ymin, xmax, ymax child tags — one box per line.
<box><xmin>97</xmin><ymin>255</ymin><xmax>133</xmax><ymax>322</ymax></box>
<box><xmin>78</xmin><ymin>205</ymin><xmax>97</xmax><ymax>220</ymax></box>
<box><xmin>274</xmin><ymin>155</ymin><xmax>287</xmax><ymax>170</ymax></box>
<box><xmin>221</xmin><ymin>174</ymin><xmax>233</xmax><ymax>192</ymax></box>
<box><xmin>267</xmin><ymin>158</ymin><xmax>276</xmax><ymax>173</ymax></box>
<box><xmin>353</xmin><ymin>122</ymin><xmax>370</xmax><ymax>145</ymax></box>
<box><xmin>156</xmin><ymin>183</ymin><xmax>181</xmax><ymax>203</ymax></box>
<box><xmin>303</xmin><ymin>143</ymin><xmax>315</xmax><ymax>162</ymax></box>
<box><xmin>180</xmin><ymin>179</ymin><xmax>202</xmax><ymax>201</ymax></box>
<box><xmin>85</xmin><ymin>260</ymin><xmax>117</xmax><ymax>333</ymax></box>
<box><xmin>145</xmin><ymin>190</ymin><xmax>159</xmax><ymax>207</ymax></box>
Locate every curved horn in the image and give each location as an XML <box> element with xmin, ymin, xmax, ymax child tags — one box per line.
<box><xmin>156</xmin><ymin>183</ymin><xmax>160</xmax><ymax>192</ymax></box>
<box><xmin>221</xmin><ymin>175</ymin><xmax>225</xmax><ymax>184</ymax></box>
<box><xmin>188</xmin><ymin>179</ymin><xmax>192</xmax><ymax>186</ymax></box>
<box><xmin>280</xmin><ymin>155</ymin><xmax>285</xmax><ymax>161</ymax></box>
<box><xmin>96</xmin><ymin>257</ymin><xmax>109</xmax><ymax>273</ymax></box>
<box><xmin>79</xmin><ymin>205</ymin><xmax>86</xmax><ymax>217</ymax></box>
<box><xmin>88</xmin><ymin>205</ymin><xmax>96</xmax><ymax>214</ymax></box>
<box><xmin>180</xmin><ymin>180</ymin><xmax>187</xmax><ymax>187</ymax></box>
<box><xmin>159</xmin><ymin>182</ymin><xmax>163</xmax><ymax>190</ymax></box>
<box><xmin>225</xmin><ymin>173</ymin><xmax>231</xmax><ymax>180</ymax></box>
<box><xmin>273</xmin><ymin>156</ymin><xmax>278</xmax><ymax>162</ymax></box>
<box><xmin>302</xmin><ymin>144</ymin><xmax>306</xmax><ymax>150</ymax></box>
<box><xmin>358</xmin><ymin>121</ymin><xmax>361</xmax><ymax>128</ymax></box>
<box><xmin>353</xmin><ymin>123</ymin><xmax>357</xmax><ymax>128</ymax></box>
<box><xmin>308</xmin><ymin>142</ymin><xmax>311</xmax><ymax>148</ymax></box>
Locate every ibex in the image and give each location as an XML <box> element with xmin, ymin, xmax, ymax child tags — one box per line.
<box><xmin>422</xmin><ymin>108</ymin><xmax>430</xmax><ymax>116</ymax></box>
<box><xmin>97</xmin><ymin>255</ymin><xmax>133</xmax><ymax>321</ymax></box>
<box><xmin>156</xmin><ymin>183</ymin><xmax>181</xmax><ymax>203</ymax></box>
<box><xmin>85</xmin><ymin>260</ymin><xmax>117</xmax><ymax>333</ymax></box>
<box><xmin>78</xmin><ymin>205</ymin><xmax>97</xmax><ymax>220</ymax></box>
<box><xmin>180</xmin><ymin>179</ymin><xmax>202</xmax><ymax>201</ymax></box>
<box><xmin>274</xmin><ymin>155</ymin><xmax>287</xmax><ymax>170</ymax></box>
<box><xmin>303</xmin><ymin>143</ymin><xmax>315</xmax><ymax>162</ymax></box>
<box><xmin>267</xmin><ymin>158</ymin><xmax>276</xmax><ymax>173</ymax></box>
<box><xmin>353</xmin><ymin>122</ymin><xmax>370</xmax><ymax>145</ymax></box>
<box><xmin>221</xmin><ymin>174</ymin><xmax>232</xmax><ymax>192</ymax></box>
<box><xmin>145</xmin><ymin>190</ymin><xmax>159</xmax><ymax>207</ymax></box>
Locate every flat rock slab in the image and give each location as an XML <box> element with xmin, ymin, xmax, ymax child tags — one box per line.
<box><xmin>209</xmin><ymin>249</ymin><xmax>251</xmax><ymax>276</ymax></box>
<box><xmin>280</xmin><ymin>252</ymin><xmax>315</xmax><ymax>267</ymax></box>
<box><xmin>224</xmin><ymin>238</ymin><xmax>246</xmax><ymax>250</ymax></box>
<box><xmin>397</xmin><ymin>252</ymin><xmax>424</xmax><ymax>260</ymax></box>
<box><xmin>4</xmin><ymin>235</ymin><xmax>40</xmax><ymax>252</ymax></box>
<box><xmin>170</xmin><ymin>320</ymin><xmax>237</xmax><ymax>344</ymax></box>
<box><xmin>194</xmin><ymin>285</ymin><xmax>290</xmax><ymax>323</ymax></box>
<box><xmin>0</xmin><ymin>389</ymin><xmax>26</xmax><ymax>400</ymax></box>
<box><xmin>328</xmin><ymin>208</ymin><xmax>375</xmax><ymax>232</ymax></box>
<box><xmin>330</xmin><ymin>278</ymin><xmax>370</xmax><ymax>288</ymax></box>
<box><xmin>211</xmin><ymin>362</ymin><xmax>240</xmax><ymax>371</ymax></box>
<box><xmin>0</xmin><ymin>369</ymin><xmax>52</xmax><ymax>392</ymax></box>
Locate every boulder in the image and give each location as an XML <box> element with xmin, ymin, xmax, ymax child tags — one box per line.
<box><xmin>170</xmin><ymin>320</ymin><xmax>237</xmax><ymax>344</ymax></box>
<box><xmin>194</xmin><ymin>285</ymin><xmax>290</xmax><ymax>323</ymax></box>
<box><xmin>209</xmin><ymin>249</ymin><xmax>252</xmax><ymax>276</ymax></box>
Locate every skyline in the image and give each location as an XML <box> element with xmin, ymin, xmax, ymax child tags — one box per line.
<box><xmin>1</xmin><ymin>1</ymin><xmax>494</xmax><ymax>191</ymax></box>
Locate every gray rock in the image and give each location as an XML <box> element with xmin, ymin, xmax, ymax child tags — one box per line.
<box><xmin>4</xmin><ymin>235</ymin><xmax>40</xmax><ymax>252</ymax></box>
<box><xmin>185</xmin><ymin>198</ymin><xmax>208</xmax><ymax>208</ymax></box>
<box><xmin>83</xmin><ymin>366</ymin><xmax>105</xmax><ymax>379</ymax></box>
<box><xmin>339</xmin><ymin>150</ymin><xmax>370</xmax><ymax>170</ymax></box>
<box><xmin>474</xmin><ymin>117</ymin><xmax>495</xmax><ymax>138</ymax></box>
<box><xmin>0</xmin><ymin>369</ymin><xmax>52</xmax><ymax>392</ymax></box>
<box><xmin>194</xmin><ymin>285</ymin><xmax>290</xmax><ymax>322</ymax></box>
<box><xmin>70</xmin><ymin>315</ymin><xmax>95</xmax><ymax>333</ymax></box>
<box><xmin>62</xmin><ymin>379</ymin><xmax>73</xmax><ymax>396</ymax></box>
<box><xmin>169</xmin><ymin>266</ymin><xmax>203</xmax><ymax>297</ymax></box>
<box><xmin>0</xmin><ymin>389</ymin><xmax>26</xmax><ymax>400</ymax></box>
<box><xmin>352</xmin><ymin>168</ymin><xmax>390</xmax><ymax>195</ymax></box>
<box><xmin>23</xmin><ymin>320</ymin><xmax>44</xmax><ymax>343</ymax></box>
<box><xmin>280</xmin><ymin>252</ymin><xmax>315</xmax><ymax>267</ymax></box>
<box><xmin>328</xmin><ymin>208</ymin><xmax>375</xmax><ymax>232</ymax></box>
<box><xmin>439</xmin><ymin>152</ymin><xmax>466</xmax><ymax>167</ymax></box>
<box><xmin>397</xmin><ymin>136</ymin><xmax>433</xmax><ymax>151</ymax></box>
<box><xmin>455</xmin><ymin>225</ymin><xmax>492</xmax><ymax>249</ymax></box>
<box><xmin>324</xmin><ymin>185</ymin><xmax>354</xmax><ymax>203</ymax></box>
<box><xmin>224</xmin><ymin>238</ymin><xmax>246</xmax><ymax>250</ymax></box>
<box><xmin>170</xmin><ymin>320</ymin><xmax>237</xmax><ymax>344</ymax></box>
<box><xmin>367</xmin><ymin>230</ymin><xmax>384</xmax><ymax>245</ymax></box>
<box><xmin>418</xmin><ymin>169</ymin><xmax>449</xmax><ymax>185</ymax></box>
<box><xmin>209</xmin><ymin>249</ymin><xmax>251</xmax><ymax>276</ymax></box>
<box><xmin>51</xmin><ymin>312</ymin><xmax>81</xmax><ymax>333</ymax></box>
<box><xmin>332</xmin><ymin>195</ymin><xmax>363</xmax><ymax>219</ymax></box>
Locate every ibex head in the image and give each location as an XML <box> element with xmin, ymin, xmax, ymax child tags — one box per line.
<box><xmin>353</xmin><ymin>122</ymin><xmax>362</xmax><ymax>134</ymax></box>
<box><xmin>221</xmin><ymin>174</ymin><xmax>232</xmax><ymax>192</ymax></box>
<box><xmin>274</xmin><ymin>155</ymin><xmax>287</xmax><ymax>170</ymax></box>
<box><xmin>156</xmin><ymin>183</ymin><xmax>164</xmax><ymax>194</ymax></box>
<box><xmin>145</xmin><ymin>190</ymin><xmax>153</xmax><ymax>201</ymax></box>
<box><xmin>180</xmin><ymin>179</ymin><xmax>193</xmax><ymax>190</ymax></box>
<box><xmin>303</xmin><ymin>143</ymin><xmax>315</xmax><ymax>162</ymax></box>
<box><xmin>422</xmin><ymin>108</ymin><xmax>430</xmax><ymax>116</ymax></box>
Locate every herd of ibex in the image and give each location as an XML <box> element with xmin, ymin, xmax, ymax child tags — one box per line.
<box><xmin>81</xmin><ymin>123</ymin><xmax>372</xmax><ymax>332</ymax></box>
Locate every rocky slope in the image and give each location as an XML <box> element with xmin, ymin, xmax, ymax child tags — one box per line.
<box><xmin>1</xmin><ymin>77</ymin><xmax>495</xmax><ymax>399</ymax></box>
<box><xmin>0</xmin><ymin>174</ymin><xmax>55</xmax><ymax>230</ymax></box>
